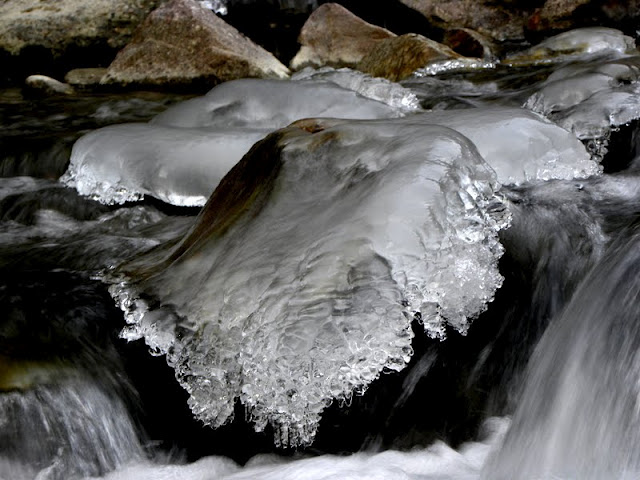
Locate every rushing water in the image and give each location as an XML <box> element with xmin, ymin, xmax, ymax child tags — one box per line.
<box><xmin>3</xmin><ymin>27</ymin><xmax>640</xmax><ymax>480</ymax></box>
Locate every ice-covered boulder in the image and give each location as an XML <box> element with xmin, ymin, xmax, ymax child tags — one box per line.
<box><xmin>151</xmin><ymin>78</ymin><xmax>402</xmax><ymax>129</ymax></box>
<box><xmin>357</xmin><ymin>34</ymin><xmax>462</xmax><ymax>82</ymax></box>
<box><xmin>110</xmin><ymin>118</ymin><xmax>510</xmax><ymax>447</ymax></box>
<box><xmin>397</xmin><ymin>108</ymin><xmax>600</xmax><ymax>184</ymax></box>
<box><xmin>61</xmin><ymin>124</ymin><xmax>269</xmax><ymax>206</ymax></box>
<box><xmin>102</xmin><ymin>0</ymin><xmax>289</xmax><ymax>88</ymax></box>
<box><xmin>505</xmin><ymin>27</ymin><xmax>635</xmax><ymax>66</ymax></box>
<box><xmin>524</xmin><ymin>55</ymin><xmax>640</xmax><ymax>158</ymax></box>
<box><xmin>290</xmin><ymin>3</ymin><xmax>396</xmax><ymax>70</ymax></box>
<box><xmin>63</xmin><ymin>79</ymin><xmax>403</xmax><ymax>206</ymax></box>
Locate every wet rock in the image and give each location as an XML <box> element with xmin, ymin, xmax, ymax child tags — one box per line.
<box><xmin>64</xmin><ymin>68</ymin><xmax>108</xmax><ymax>88</ymax></box>
<box><xmin>24</xmin><ymin>75</ymin><xmax>74</xmax><ymax>96</ymax></box>
<box><xmin>397</xmin><ymin>0</ymin><xmax>529</xmax><ymax>42</ymax></box>
<box><xmin>443</xmin><ymin>28</ymin><xmax>498</xmax><ymax>60</ymax></box>
<box><xmin>357</xmin><ymin>33</ymin><xmax>461</xmax><ymax>82</ymax></box>
<box><xmin>290</xmin><ymin>3</ymin><xmax>396</xmax><ymax>70</ymax></box>
<box><xmin>102</xmin><ymin>0</ymin><xmax>289</xmax><ymax>88</ymax></box>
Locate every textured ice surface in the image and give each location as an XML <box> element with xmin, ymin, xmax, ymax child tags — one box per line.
<box><xmin>413</xmin><ymin>59</ymin><xmax>497</xmax><ymax>77</ymax></box>
<box><xmin>87</xmin><ymin>418</ymin><xmax>508</xmax><ymax>480</ymax></box>
<box><xmin>151</xmin><ymin>78</ymin><xmax>401</xmax><ymax>129</ymax></box>
<box><xmin>109</xmin><ymin>119</ymin><xmax>510</xmax><ymax>447</ymax></box>
<box><xmin>199</xmin><ymin>0</ymin><xmax>227</xmax><ymax>14</ymax></box>
<box><xmin>506</xmin><ymin>27</ymin><xmax>635</xmax><ymax>66</ymax></box>
<box><xmin>524</xmin><ymin>55</ymin><xmax>640</xmax><ymax>158</ymax></box>
<box><xmin>61</xmin><ymin>124</ymin><xmax>269</xmax><ymax>206</ymax></box>
<box><xmin>291</xmin><ymin>67</ymin><xmax>421</xmax><ymax>113</ymax></box>
<box><xmin>395</xmin><ymin>108</ymin><xmax>599</xmax><ymax>184</ymax></box>
<box><xmin>64</xmin><ymin>79</ymin><xmax>403</xmax><ymax>206</ymax></box>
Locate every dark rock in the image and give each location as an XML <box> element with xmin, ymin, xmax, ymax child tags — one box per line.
<box><xmin>357</xmin><ymin>33</ymin><xmax>461</xmax><ymax>81</ymax></box>
<box><xmin>290</xmin><ymin>3</ymin><xmax>396</xmax><ymax>70</ymax></box>
<box><xmin>102</xmin><ymin>0</ymin><xmax>289</xmax><ymax>88</ymax></box>
<box><xmin>443</xmin><ymin>28</ymin><xmax>498</xmax><ymax>60</ymax></box>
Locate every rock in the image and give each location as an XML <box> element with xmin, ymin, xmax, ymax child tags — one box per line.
<box><xmin>290</xmin><ymin>3</ymin><xmax>396</xmax><ymax>70</ymax></box>
<box><xmin>24</xmin><ymin>75</ymin><xmax>75</xmax><ymax>96</ymax></box>
<box><xmin>0</xmin><ymin>0</ymin><xmax>159</xmax><ymax>60</ymax></box>
<box><xmin>102</xmin><ymin>0</ymin><xmax>289</xmax><ymax>88</ymax></box>
<box><xmin>527</xmin><ymin>0</ymin><xmax>640</xmax><ymax>39</ymax></box>
<box><xmin>443</xmin><ymin>28</ymin><xmax>497</xmax><ymax>60</ymax></box>
<box><xmin>357</xmin><ymin>33</ymin><xmax>461</xmax><ymax>82</ymax></box>
<box><xmin>64</xmin><ymin>68</ymin><xmax>108</xmax><ymax>88</ymax></box>
<box><xmin>397</xmin><ymin>0</ymin><xmax>529</xmax><ymax>42</ymax></box>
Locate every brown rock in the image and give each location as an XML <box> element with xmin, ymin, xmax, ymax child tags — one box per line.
<box><xmin>290</xmin><ymin>3</ymin><xmax>396</xmax><ymax>70</ymax></box>
<box><xmin>102</xmin><ymin>0</ymin><xmax>289</xmax><ymax>88</ymax></box>
<box><xmin>357</xmin><ymin>34</ymin><xmax>461</xmax><ymax>82</ymax></box>
<box><xmin>398</xmin><ymin>0</ymin><xmax>529</xmax><ymax>42</ymax></box>
<box><xmin>443</xmin><ymin>28</ymin><xmax>497</xmax><ymax>60</ymax></box>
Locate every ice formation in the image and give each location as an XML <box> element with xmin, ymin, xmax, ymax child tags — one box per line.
<box><xmin>524</xmin><ymin>55</ymin><xmax>640</xmax><ymax>159</ymax></box>
<box><xmin>63</xmin><ymin>79</ymin><xmax>403</xmax><ymax>206</ymax></box>
<box><xmin>291</xmin><ymin>67</ymin><xmax>421</xmax><ymax>113</ymax></box>
<box><xmin>505</xmin><ymin>27</ymin><xmax>635</xmax><ymax>66</ymax></box>
<box><xmin>395</xmin><ymin>108</ymin><xmax>600</xmax><ymax>184</ymax></box>
<box><xmin>61</xmin><ymin>124</ymin><xmax>269</xmax><ymax>206</ymax></box>
<box><xmin>151</xmin><ymin>78</ymin><xmax>401</xmax><ymax>129</ymax></box>
<box><xmin>109</xmin><ymin>119</ymin><xmax>510</xmax><ymax>447</ymax></box>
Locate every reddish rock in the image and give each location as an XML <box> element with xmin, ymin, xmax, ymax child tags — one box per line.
<box><xmin>290</xmin><ymin>3</ymin><xmax>396</xmax><ymax>70</ymax></box>
<box><xmin>443</xmin><ymin>28</ymin><xmax>497</xmax><ymax>60</ymax></box>
<box><xmin>102</xmin><ymin>0</ymin><xmax>289</xmax><ymax>88</ymax></box>
<box><xmin>357</xmin><ymin>33</ymin><xmax>461</xmax><ymax>82</ymax></box>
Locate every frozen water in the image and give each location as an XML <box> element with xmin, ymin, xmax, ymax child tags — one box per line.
<box><xmin>151</xmin><ymin>78</ymin><xmax>402</xmax><ymax>129</ymax></box>
<box><xmin>61</xmin><ymin>124</ymin><xmax>269</xmax><ymax>206</ymax></box>
<box><xmin>86</xmin><ymin>418</ymin><xmax>509</xmax><ymax>480</ymax></box>
<box><xmin>524</xmin><ymin>55</ymin><xmax>640</xmax><ymax>158</ymax></box>
<box><xmin>291</xmin><ymin>67</ymin><xmax>421</xmax><ymax>113</ymax></box>
<box><xmin>394</xmin><ymin>108</ymin><xmax>600</xmax><ymax>184</ymax></box>
<box><xmin>412</xmin><ymin>59</ymin><xmax>497</xmax><ymax>77</ymax></box>
<box><xmin>506</xmin><ymin>27</ymin><xmax>635</xmax><ymax>66</ymax></box>
<box><xmin>63</xmin><ymin>79</ymin><xmax>404</xmax><ymax>206</ymax></box>
<box><xmin>198</xmin><ymin>0</ymin><xmax>227</xmax><ymax>15</ymax></box>
<box><xmin>110</xmin><ymin>119</ymin><xmax>510</xmax><ymax>447</ymax></box>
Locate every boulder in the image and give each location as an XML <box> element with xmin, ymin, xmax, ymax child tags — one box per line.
<box><xmin>443</xmin><ymin>28</ymin><xmax>498</xmax><ymax>60</ymax></box>
<box><xmin>397</xmin><ymin>0</ymin><xmax>529</xmax><ymax>42</ymax></box>
<box><xmin>357</xmin><ymin>33</ymin><xmax>461</xmax><ymax>82</ymax></box>
<box><xmin>290</xmin><ymin>3</ymin><xmax>396</xmax><ymax>70</ymax></box>
<box><xmin>64</xmin><ymin>68</ymin><xmax>108</xmax><ymax>88</ymax></box>
<box><xmin>24</xmin><ymin>75</ymin><xmax>75</xmax><ymax>96</ymax></box>
<box><xmin>527</xmin><ymin>0</ymin><xmax>640</xmax><ymax>39</ymax></box>
<box><xmin>102</xmin><ymin>0</ymin><xmax>290</xmax><ymax>88</ymax></box>
<box><xmin>0</xmin><ymin>0</ymin><xmax>159</xmax><ymax>57</ymax></box>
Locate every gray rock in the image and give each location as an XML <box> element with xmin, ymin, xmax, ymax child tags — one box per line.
<box><xmin>290</xmin><ymin>3</ymin><xmax>396</xmax><ymax>70</ymax></box>
<box><xmin>102</xmin><ymin>0</ymin><xmax>290</xmax><ymax>88</ymax></box>
<box><xmin>64</xmin><ymin>68</ymin><xmax>108</xmax><ymax>88</ymax></box>
<box><xmin>25</xmin><ymin>75</ymin><xmax>74</xmax><ymax>96</ymax></box>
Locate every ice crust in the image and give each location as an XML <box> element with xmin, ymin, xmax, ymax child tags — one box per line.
<box><xmin>151</xmin><ymin>78</ymin><xmax>401</xmax><ymax>129</ymax></box>
<box><xmin>110</xmin><ymin>120</ymin><xmax>510</xmax><ymax>447</ymax></box>
<box><xmin>63</xmin><ymin>79</ymin><xmax>403</xmax><ymax>206</ymax></box>
<box><xmin>524</xmin><ymin>55</ymin><xmax>640</xmax><ymax>158</ymax></box>
<box><xmin>506</xmin><ymin>27</ymin><xmax>635</xmax><ymax>66</ymax></box>
<box><xmin>395</xmin><ymin>108</ymin><xmax>600</xmax><ymax>184</ymax></box>
<box><xmin>291</xmin><ymin>67</ymin><xmax>422</xmax><ymax>113</ymax></box>
<box><xmin>61</xmin><ymin>124</ymin><xmax>269</xmax><ymax>206</ymax></box>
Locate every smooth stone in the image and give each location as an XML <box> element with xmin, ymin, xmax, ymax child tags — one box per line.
<box><xmin>24</xmin><ymin>74</ymin><xmax>74</xmax><ymax>96</ymax></box>
<box><xmin>64</xmin><ymin>68</ymin><xmax>108</xmax><ymax>88</ymax></box>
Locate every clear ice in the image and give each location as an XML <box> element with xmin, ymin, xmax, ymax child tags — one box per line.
<box><xmin>109</xmin><ymin>119</ymin><xmax>511</xmax><ymax>447</ymax></box>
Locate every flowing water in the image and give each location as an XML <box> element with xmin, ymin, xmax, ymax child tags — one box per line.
<box><xmin>3</xmin><ymin>27</ymin><xmax>640</xmax><ymax>479</ymax></box>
